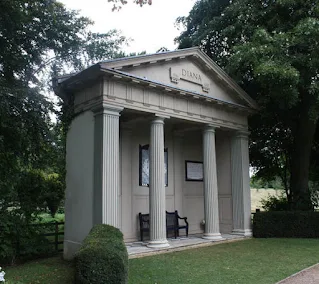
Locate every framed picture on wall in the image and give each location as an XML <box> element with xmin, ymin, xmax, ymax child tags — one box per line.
<box><xmin>185</xmin><ymin>161</ymin><xmax>203</xmax><ymax>181</ymax></box>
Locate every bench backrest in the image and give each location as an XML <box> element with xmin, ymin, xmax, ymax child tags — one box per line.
<box><xmin>139</xmin><ymin>211</ymin><xmax>183</xmax><ymax>229</ymax></box>
<box><xmin>166</xmin><ymin>211</ymin><xmax>177</xmax><ymax>227</ymax></box>
<box><xmin>139</xmin><ymin>213</ymin><xmax>150</xmax><ymax>229</ymax></box>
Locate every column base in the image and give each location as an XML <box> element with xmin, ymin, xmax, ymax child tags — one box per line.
<box><xmin>147</xmin><ymin>239</ymin><xmax>170</xmax><ymax>248</ymax></box>
<box><xmin>232</xmin><ymin>229</ymin><xmax>252</xmax><ymax>237</ymax></box>
<box><xmin>202</xmin><ymin>233</ymin><xmax>225</xmax><ymax>241</ymax></box>
<box><xmin>63</xmin><ymin>240</ymin><xmax>82</xmax><ymax>260</ymax></box>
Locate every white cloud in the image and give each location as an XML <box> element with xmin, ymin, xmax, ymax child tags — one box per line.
<box><xmin>60</xmin><ymin>0</ymin><xmax>195</xmax><ymax>54</ymax></box>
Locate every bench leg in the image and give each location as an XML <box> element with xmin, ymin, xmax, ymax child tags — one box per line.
<box><xmin>141</xmin><ymin>230</ymin><xmax>143</xmax><ymax>242</ymax></box>
<box><xmin>186</xmin><ymin>227</ymin><xmax>188</xmax><ymax>237</ymax></box>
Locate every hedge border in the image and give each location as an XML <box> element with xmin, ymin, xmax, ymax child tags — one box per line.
<box><xmin>253</xmin><ymin>211</ymin><xmax>319</xmax><ymax>238</ymax></box>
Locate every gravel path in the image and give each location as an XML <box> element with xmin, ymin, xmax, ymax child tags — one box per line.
<box><xmin>277</xmin><ymin>263</ymin><xmax>319</xmax><ymax>284</ymax></box>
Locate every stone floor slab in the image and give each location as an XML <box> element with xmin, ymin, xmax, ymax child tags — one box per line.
<box><xmin>127</xmin><ymin>234</ymin><xmax>248</xmax><ymax>258</ymax></box>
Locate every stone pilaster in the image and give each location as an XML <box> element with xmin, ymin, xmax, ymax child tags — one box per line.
<box><xmin>93</xmin><ymin>104</ymin><xmax>123</xmax><ymax>228</ymax></box>
<box><xmin>173</xmin><ymin>132</ymin><xmax>184</xmax><ymax>215</ymax></box>
<box><xmin>231</xmin><ymin>131</ymin><xmax>252</xmax><ymax>236</ymax></box>
<box><xmin>120</xmin><ymin>127</ymin><xmax>133</xmax><ymax>237</ymax></box>
<box><xmin>148</xmin><ymin>116</ymin><xmax>169</xmax><ymax>248</ymax></box>
<box><xmin>202</xmin><ymin>126</ymin><xmax>223</xmax><ymax>240</ymax></box>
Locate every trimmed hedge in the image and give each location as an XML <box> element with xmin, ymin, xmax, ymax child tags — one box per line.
<box><xmin>75</xmin><ymin>224</ymin><xmax>128</xmax><ymax>284</ymax></box>
<box><xmin>253</xmin><ymin>211</ymin><xmax>319</xmax><ymax>238</ymax></box>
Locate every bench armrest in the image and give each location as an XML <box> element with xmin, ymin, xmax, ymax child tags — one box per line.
<box><xmin>177</xmin><ymin>215</ymin><xmax>189</xmax><ymax>226</ymax></box>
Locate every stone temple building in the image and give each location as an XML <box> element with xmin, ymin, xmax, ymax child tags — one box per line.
<box><xmin>54</xmin><ymin>47</ymin><xmax>257</xmax><ymax>259</ymax></box>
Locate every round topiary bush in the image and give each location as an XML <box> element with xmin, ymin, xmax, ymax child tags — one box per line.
<box><xmin>75</xmin><ymin>224</ymin><xmax>128</xmax><ymax>284</ymax></box>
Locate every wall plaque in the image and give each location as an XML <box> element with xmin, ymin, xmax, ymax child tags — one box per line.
<box><xmin>185</xmin><ymin>161</ymin><xmax>204</xmax><ymax>181</ymax></box>
<box><xmin>169</xmin><ymin>67</ymin><xmax>210</xmax><ymax>93</ymax></box>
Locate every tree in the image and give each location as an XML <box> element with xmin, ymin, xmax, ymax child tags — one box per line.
<box><xmin>108</xmin><ymin>0</ymin><xmax>152</xmax><ymax>10</ymax></box>
<box><xmin>176</xmin><ymin>0</ymin><xmax>319</xmax><ymax>210</ymax></box>
<box><xmin>0</xmin><ymin>0</ymin><xmax>126</xmax><ymax>214</ymax></box>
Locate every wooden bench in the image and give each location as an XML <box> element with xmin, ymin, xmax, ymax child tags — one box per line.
<box><xmin>138</xmin><ymin>211</ymin><xmax>189</xmax><ymax>242</ymax></box>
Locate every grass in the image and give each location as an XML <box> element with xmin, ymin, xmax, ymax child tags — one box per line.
<box><xmin>4</xmin><ymin>257</ymin><xmax>74</xmax><ymax>284</ymax></box>
<box><xmin>5</xmin><ymin>238</ymin><xmax>319</xmax><ymax>284</ymax></box>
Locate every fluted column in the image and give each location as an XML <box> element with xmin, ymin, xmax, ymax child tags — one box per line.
<box><xmin>231</xmin><ymin>131</ymin><xmax>252</xmax><ymax>236</ymax></box>
<box><xmin>202</xmin><ymin>126</ymin><xmax>223</xmax><ymax>240</ymax></box>
<box><xmin>93</xmin><ymin>104</ymin><xmax>123</xmax><ymax>228</ymax></box>
<box><xmin>148</xmin><ymin>116</ymin><xmax>169</xmax><ymax>248</ymax></box>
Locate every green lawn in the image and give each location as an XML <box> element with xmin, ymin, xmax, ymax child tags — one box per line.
<box><xmin>5</xmin><ymin>238</ymin><xmax>319</xmax><ymax>284</ymax></box>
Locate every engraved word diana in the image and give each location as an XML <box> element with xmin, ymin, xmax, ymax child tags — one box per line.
<box><xmin>181</xmin><ymin>69</ymin><xmax>202</xmax><ymax>82</ymax></box>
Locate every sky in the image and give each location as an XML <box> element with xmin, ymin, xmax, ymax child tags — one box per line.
<box><xmin>60</xmin><ymin>0</ymin><xmax>196</xmax><ymax>54</ymax></box>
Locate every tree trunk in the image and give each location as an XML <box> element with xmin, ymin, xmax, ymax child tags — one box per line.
<box><xmin>290</xmin><ymin>94</ymin><xmax>317</xmax><ymax>211</ymax></box>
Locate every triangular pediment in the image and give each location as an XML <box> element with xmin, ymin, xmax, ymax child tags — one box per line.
<box><xmin>100</xmin><ymin>48</ymin><xmax>258</xmax><ymax>110</ymax></box>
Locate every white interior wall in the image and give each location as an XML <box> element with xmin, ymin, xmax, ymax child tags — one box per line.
<box><xmin>216</xmin><ymin>131</ymin><xmax>233</xmax><ymax>232</ymax></box>
<box><xmin>120</xmin><ymin>123</ymin><xmax>233</xmax><ymax>241</ymax></box>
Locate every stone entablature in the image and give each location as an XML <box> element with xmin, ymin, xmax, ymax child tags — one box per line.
<box><xmin>74</xmin><ymin>78</ymin><xmax>250</xmax><ymax>131</ymax></box>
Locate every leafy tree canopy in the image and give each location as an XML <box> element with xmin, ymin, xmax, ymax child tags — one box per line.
<box><xmin>108</xmin><ymin>0</ymin><xmax>152</xmax><ymax>10</ymax></box>
<box><xmin>0</xmin><ymin>0</ymin><xmax>126</xmax><ymax>214</ymax></box>
<box><xmin>176</xmin><ymin>0</ymin><xmax>319</xmax><ymax>210</ymax></box>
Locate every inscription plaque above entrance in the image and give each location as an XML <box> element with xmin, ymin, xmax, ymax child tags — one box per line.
<box><xmin>169</xmin><ymin>67</ymin><xmax>210</xmax><ymax>93</ymax></box>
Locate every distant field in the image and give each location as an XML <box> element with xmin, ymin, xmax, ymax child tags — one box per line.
<box><xmin>251</xmin><ymin>188</ymin><xmax>283</xmax><ymax>212</ymax></box>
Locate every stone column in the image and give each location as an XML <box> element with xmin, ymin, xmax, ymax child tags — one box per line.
<box><xmin>231</xmin><ymin>131</ymin><xmax>252</xmax><ymax>236</ymax></box>
<box><xmin>93</xmin><ymin>104</ymin><xmax>123</xmax><ymax>228</ymax></box>
<box><xmin>148</xmin><ymin>116</ymin><xmax>169</xmax><ymax>248</ymax></box>
<box><xmin>202</xmin><ymin>126</ymin><xmax>223</xmax><ymax>240</ymax></box>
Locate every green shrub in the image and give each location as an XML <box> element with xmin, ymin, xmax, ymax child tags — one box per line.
<box><xmin>261</xmin><ymin>195</ymin><xmax>290</xmax><ymax>211</ymax></box>
<box><xmin>75</xmin><ymin>224</ymin><xmax>128</xmax><ymax>284</ymax></box>
<box><xmin>253</xmin><ymin>211</ymin><xmax>319</xmax><ymax>238</ymax></box>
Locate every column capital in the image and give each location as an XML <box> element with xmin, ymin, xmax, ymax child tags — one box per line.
<box><xmin>92</xmin><ymin>103</ymin><xmax>124</xmax><ymax>116</ymax></box>
<box><xmin>234</xmin><ymin>130</ymin><xmax>250</xmax><ymax>139</ymax></box>
<box><xmin>151</xmin><ymin>114</ymin><xmax>169</xmax><ymax>125</ymax></box>
<box><xmin>203</xmin><ymin>124</ymin><xmax>219</xmax><ymax>133</ymax></box>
